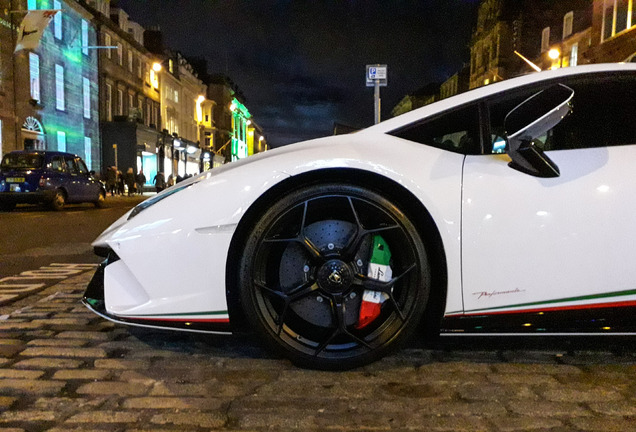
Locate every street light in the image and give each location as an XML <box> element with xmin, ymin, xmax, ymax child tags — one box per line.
<box><xmin>548</xmin><ymin>49</ymin><xmax>561</xmax><ymax>69</ymax></box>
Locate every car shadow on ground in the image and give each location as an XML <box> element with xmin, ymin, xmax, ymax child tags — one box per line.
<box><xmin>125</xmin><ymin>326</ymin><xmax>636</xmax><ymax>366</ymax></box>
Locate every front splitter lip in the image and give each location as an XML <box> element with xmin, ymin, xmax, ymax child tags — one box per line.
<box><xmin>82</xmin><ymin>257</ymin><xmax>232</xmax><ymax>335</ymax></box>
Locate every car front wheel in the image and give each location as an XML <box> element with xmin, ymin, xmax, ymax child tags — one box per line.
<box><xmin>94</xmin><ymin>191</ymin><xmax>106</xmax><ymax>208</ymax></box>
<box><xmin>239</xmin><ymin>183</ymin><xmax>430</xmax><ymax>370</ymax></box>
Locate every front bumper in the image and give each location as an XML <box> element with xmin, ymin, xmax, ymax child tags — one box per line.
<box><xmin>82</xmin><ymin>253</ymin><xmax>232</xmax><ymax>334</ymax></box>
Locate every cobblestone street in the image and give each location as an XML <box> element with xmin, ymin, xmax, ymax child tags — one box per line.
<box><xmin>0</xmin><ymin>270</ymin><xmax>635</xmax><ymax>431</ymax></box>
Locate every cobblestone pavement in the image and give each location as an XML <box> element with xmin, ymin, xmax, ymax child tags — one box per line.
<box><xmin>1</xmin><ymin>271</ymin><xmax>635</xmax><ymax>431</ymax></box>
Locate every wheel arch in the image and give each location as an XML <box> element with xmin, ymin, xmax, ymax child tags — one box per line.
<box><xmin>225</xmin><ymin>167</ymin><xmax>448</xmax><ymax>336</ymax></box>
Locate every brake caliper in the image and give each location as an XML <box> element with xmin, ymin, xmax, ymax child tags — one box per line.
<box><xmin>356</xmin><ymin>235</ymin><xmax>391</xmax><ymax>329</ymax></box>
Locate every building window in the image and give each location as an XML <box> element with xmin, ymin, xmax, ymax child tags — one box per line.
<box><xmin>81</xmin><ymin>19</ymin><xmax>89</xmax><ymax>55</ymax></box>
<box><xmin>105</xmin><ymin>33</ymin><xmax>112</xmax><ymax>59</ymax></box>
<box><xmin>563</xmin><ymin>11</ymin><xmax>573</xmax><ymax>39</ymax></box>
<box><xmin>603</xmin><ymin>0</ymin><xmax>633</xmax><ymax>41</ymax></box>
<box><xmin>29</xmin><ymin>53</ymin><xmax>40</xmax><ymax>101</ymax></box>
<box><xmin>541</xmin><ymin>27</ymin><xmax>550</xmax><ymax>52</ymax></box>
<box><xmin>117</xmin><ymin>43</ymin><xmax>123</xmax><ymax>66</ymax></box>
<box><xmin>570</xmin><ymin>43</ymin><xmax>579</xmax><ymax>67</ymax></box>
<box><xmin>84</xmin><ymin>137</ymin><xmax>92</xmax><ymax>170</ymax></box>
<box><xmin>128</xmin><ymin>93</ymin><xmax>134</xmax><ymax>113</ymax></box>
<box><xmin>168</xmin><ymin>59</ymin><xmax>174</xmax><ymax>73</ymax></box>
<box><xmin>174</xmin><ymin>90</ymin><xmax>179</xmax><ymax>103</ymax></box>
<box><xmin>127</xmin><ymin>50</ymin><xmax>133</xmax><ymax>73</ymax></box>
<box><xmin>57</xmin><ymin>131</ymin><xmax>66</xmax><ymax>152</ymax></box>
<box><xmin>105</xmin><ymin>83</ymin><xmax>112</xmax><ymax>121</ymax></box>
<box><xmin>53</xmin><ymin>0</ymin><xmax>62</xmax><ymax>40</ymax></box>
<box><xmin>117</xmin><ymin>88</ymin><xmax>123</xmax><ymax>115</ymax></box>
<box><xmin>55</xmin><ymin>64</ymin><xmax>65</xmax><ymax>111</ymax></box>
<box><xmin>137</xmin><ymin>58</ymin><xmax>142</xmax><ymax>78</ymax></box>
<box><xmin>27</xmin><ymin>0</ymin><xmax>36</xmax><ymax>10</ymax></box>
<box><xmin>83</xmin><ymin>78</ymin><xmax>91</xmax><ymax>119</ymax></box>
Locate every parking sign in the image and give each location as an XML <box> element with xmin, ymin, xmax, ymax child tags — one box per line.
<box><xmin>366</xmin><ymin>64</ymin><xmax>387</xmax><ymax>87</ymax></box>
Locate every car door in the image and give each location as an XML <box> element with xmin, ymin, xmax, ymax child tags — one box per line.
<box><xmin>74</xmin><ymin>157</ymin><xmax>100</xmax><ymax>201</ymax></box>
<box><xmin>461</xmin><ymin>72</ymin><xmax>636</xmax><ymax>318</ymax></box>
<box><xmin>63</xmin><ymin>156</ymin><xmax>88</xmax><ymax>202</ymax></box>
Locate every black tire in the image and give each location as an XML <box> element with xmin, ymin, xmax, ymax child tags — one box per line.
<box><xmin>0</xmin><ymin>202</ymin><xmax>16</xmax><ymax>212</ymax></box>
<box><xmin>94</xmin><ymin>191</ymin><xmax>106</xmax><ymax>208</ymax></box>
<box><xmin>50</xmin><ymin>189</ymin><xmax>66</xmax><ymax>211</ymax></box>
<box><xmin>238</xmin><ymin>184</ymin><xmax>430</xmax><ymax>370</ymax></box>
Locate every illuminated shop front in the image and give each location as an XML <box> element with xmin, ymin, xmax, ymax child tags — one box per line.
<box><xmin>230</xmin><ymin>98</ymin><xmax>251</xmax><ymax>161</ymax></box>
<box><xmin>136</xmin><ymin>150</ymin><xmax>156</xmax><ymax>188</ymax></box>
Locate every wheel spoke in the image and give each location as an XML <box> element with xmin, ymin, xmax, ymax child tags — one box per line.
<box><xmin>341</xmin><ymin>198</ymin><xmax>401</xmax><ymax>259</ymax></box>
<box><xmin>288</xmin><ymin>280</ymin><xmax>320</xmax><ymax>301</ymax></box>
<box><xmin>253</xmin><ymin>280</ymin><xmax>285</xmax><ymax>299</ymax></box>
<box><xmin>313</xmin><ymin>295</ymin><xmax>372</xmax><ymax>357</ymax></box>
<box><xmin>263</xmin><ymin>201</ymin><xmax>322</xmax><ymax>260</ymax></box>
<box><xmin>276</xmin><ymin>300</ymin><xmax>290</xmax><ymax>335</ymax></box>
<box><xmin>254</xmin><ymin>279</ymin><xmax>319</xmax><ymax>335</ymax></box>
<box><xmin>354</xmin><ymin>263</ymin><xmax>416</xmax><ymax>293</ymax></box>
<box><xmin>352</xmin><ymin>263</ymin><xmax>417</xmax><ymax>322</ymax></box>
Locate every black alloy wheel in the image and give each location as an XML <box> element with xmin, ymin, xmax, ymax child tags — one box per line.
<box><xmin>239</xmin><ymin>184</ymin><xmax>430</xmax><ymax>370</ymax></box>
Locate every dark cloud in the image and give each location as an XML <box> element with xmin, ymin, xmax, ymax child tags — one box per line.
<box><xmin>118</xmin><ymin>0</ymin><xmax>480</xmax><ymax>146</ymax></box>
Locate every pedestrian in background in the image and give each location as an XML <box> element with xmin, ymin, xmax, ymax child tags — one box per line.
<box><xmin>136</xmin><ymin>170</ymin><xmax>146</xmax><ymax>195</ymax></box>
<box><xmin>166</xmin><ymin>174</ymin><xmax>174</xmax><ymax>187</ymax></box>
<box><xmin>117</xmin><ymin>171</ymin><xmax>125</xmax><ymax>195</ymax></box>
<box><xmin>125</xmin><ymin>167</ymin><xmax>136</xmax><ymax>197</ymax></box>
<box><xmin>105</xmin><ymin>166</ymin><xmax>117</xmax><ymax>196</ymax></box>
<box><xmin>153</xmin><ymin>171</ymin><xmax>165</xmax><ymax>193</ymax></box>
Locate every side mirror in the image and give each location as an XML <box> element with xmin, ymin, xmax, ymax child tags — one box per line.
<box><xmin>505</xmin><ymin>84</ymin><xmax>573</xmax><ymax>178</ymax></box>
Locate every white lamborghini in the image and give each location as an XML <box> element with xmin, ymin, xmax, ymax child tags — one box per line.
<box><xmin>84</xmin><ymin>63</ymin><xmax>636</xmax><ymax>369</ymax></box>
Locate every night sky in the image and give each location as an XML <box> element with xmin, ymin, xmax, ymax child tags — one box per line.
<box><xmin>117</xmin><ymin>0</ymin><xmax>481</xmax><ymax>147</ymax></box>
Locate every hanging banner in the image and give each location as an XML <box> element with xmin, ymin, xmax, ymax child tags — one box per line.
<box><xmin>14</xmin><ymin>9</ymin><xmax>59</xmax><ymax>53</ymax></box>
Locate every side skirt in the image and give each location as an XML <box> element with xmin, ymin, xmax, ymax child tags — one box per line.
<box><xmin>441</xmin><ymin>305</ymin><xmax>636</xmax><ymax>334</ymax></box>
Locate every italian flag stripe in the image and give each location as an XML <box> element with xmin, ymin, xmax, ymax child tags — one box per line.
<box><xmin>122</xmin><ymin>310</ymin><xmax>229</xmax><ymax>322</ymax></box>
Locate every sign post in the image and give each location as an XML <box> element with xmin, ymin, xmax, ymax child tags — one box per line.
<box><xmin>366</xmin><ymin>64</ymin><xmax>387</xmax><ymax>124</ymax></box>
<box><xmin>112</xmin><ymin>144</ymin><xmax>118</xmax><ymax>171</ymax></box>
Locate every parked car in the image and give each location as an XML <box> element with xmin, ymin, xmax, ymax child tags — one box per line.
<box><xmin>84</xmin><ymin>63</ymin><xmax>636</xmax><ymax>370</ymax></box>
<box><xmin>0</xmin><ymin>151</ymin><xmax>105</xmax><ymax>211</ymax></box>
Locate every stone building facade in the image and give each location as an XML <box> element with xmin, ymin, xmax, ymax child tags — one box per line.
<box><xmin>1</xmin><ymin>0</ymin><xmax>100</xmax><ymax>171</ymax></box>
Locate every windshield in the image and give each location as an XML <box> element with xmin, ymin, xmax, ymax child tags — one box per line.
<box><xmin>1</xmin><ymin>154</ymin><xmax>45</xmax><ymax>171</ymax></box>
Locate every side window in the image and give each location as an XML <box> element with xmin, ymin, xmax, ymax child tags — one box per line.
<box><xmin>389</xmin><ymin>104</ymin><xmax>481</xmax><ymax>154</ymax></box>
<box><xmin>49</xmin><ymin>156</ymin><xmax>65</xmax><ymax>172</ymax></box>
<box><xmin>65</xmin><ymin>156</ymin><xmax>78</xmax><ymax>174</ymax></box>
<box><xmin>76</xmin><ymin>158</ymin><xmax>88</xmax><ymax>175</ymax></box>
<box><xmin>550</xmin><ymin>75</ymin><xmax>636</xmax><ymax>150</ymax></box>
<box><xmin>488</xmin><ymin>74</ymin><xmax>636</xmax><ymax>153</ymax></box>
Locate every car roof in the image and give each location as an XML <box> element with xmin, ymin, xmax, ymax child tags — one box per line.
<box><xmin>5</xmin><ymin>150</ymin><xmax>80</xmax><ymax>158</ymax></box>
<box><xmin>368</xmin><ymin>63</ymin><xmax>636</xmax><ymax>134</ymax></box>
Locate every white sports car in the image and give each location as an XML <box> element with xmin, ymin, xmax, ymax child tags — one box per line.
<box><xmin>84</xmin><ymin>63</ymin><xmax>636</xmax><ymax>370</ymax></box>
